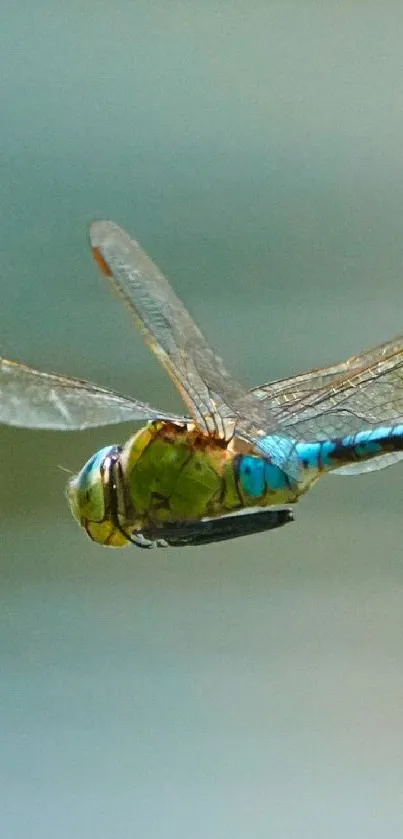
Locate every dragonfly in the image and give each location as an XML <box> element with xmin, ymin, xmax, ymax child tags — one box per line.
<box><xmin>2</xmin><ymin>220</ymin><xmax>403</xmax><ymax>548</ymax></box>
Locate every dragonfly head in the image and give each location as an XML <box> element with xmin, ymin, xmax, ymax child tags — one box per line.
<box><xmin>66</xmin><ymin>445</ymin><xmax>129</xmax><ymax>547</ymax></box>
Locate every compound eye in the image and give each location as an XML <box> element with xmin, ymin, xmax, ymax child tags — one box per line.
<box><xmin>66</xmin><ymin>446</ymin><xmax>116</xmax><ymax>525</ymax></box>
<box><xmin>66</xmin><ymin>446</ymin><xmax>129</xmax><ymax>547</ymax></box>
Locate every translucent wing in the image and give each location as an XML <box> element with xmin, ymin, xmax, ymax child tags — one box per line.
<box><xmin>0</xmin><ymin>358</ymin><xmax>184</xmax><ymax>430</ymax></box>
<box><xmin>252</xmin><ymin>359</ymin><xmax>360</xmax><ymax>411</ymax></box>
<box><xmin>89</xmin><ymin>221</ymin><xmax>289</xmax><ymax>464</ymax></box>
<box><xmin>251</xmin><ymin>336</ymin><xmax>403</xmax><ymax>440</ymax></box>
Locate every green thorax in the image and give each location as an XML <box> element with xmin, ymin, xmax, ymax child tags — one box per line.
<box><xmin>119</xmin><ymin>421</ymin><xmax>241</xmax><ymax>530</ymax></box>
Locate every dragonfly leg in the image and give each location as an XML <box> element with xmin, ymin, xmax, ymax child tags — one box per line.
<box><xmin>142</xmin><ymin>507</ymin><xmax>294</xmax><ymax>548</ymax></box>
<box><xmin>129</xmin><ymin>532</ymin><xmax>156</xmax><ymax>549</ymax></box>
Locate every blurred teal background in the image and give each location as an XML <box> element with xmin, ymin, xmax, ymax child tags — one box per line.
<box><xmin>2</xmin><ymin>2</ymin><xmax>403</xmax><ymax>837</ymax></box>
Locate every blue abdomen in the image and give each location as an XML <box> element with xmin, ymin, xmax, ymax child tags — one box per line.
<box><xmin>295</xmin><ymin>424</ymin><xmax>403</xmax><ymax>472</ymax></box>
<box><xmin>236</xmin><ymin>424</ymin><xmax>403</xmax><ymax>504</ymax></box>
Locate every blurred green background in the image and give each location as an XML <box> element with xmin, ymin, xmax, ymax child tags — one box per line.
<box><xmin>2</xmin><ymin>2</ymin><xmax>403</xmax><ymax>837</ymax></box>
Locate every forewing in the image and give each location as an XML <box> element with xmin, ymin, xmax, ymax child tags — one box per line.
<box><xmin>89</xmin><ymin>221</ymin><xmax>284</xmax><ymax>455</ymax></box>
<box><xmin>0</xmin><ymin>358</ymin><xmax>183</xmax><ymax>430</ymax></box>
<box><xmin>251</xmin><ymin>336</ymin><xmax>403</xmax><ymax>440</ymax></box>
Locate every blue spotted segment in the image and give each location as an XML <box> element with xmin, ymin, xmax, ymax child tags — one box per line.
<box><xmin>295</xmin><ymin>424</ymin><xmax>403</xmax><ymax>473</ymax></box>
<box><xmin>237</xmin><ymin>454</ymin><xmax>294</xmax><ymax>498</ymax></box>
